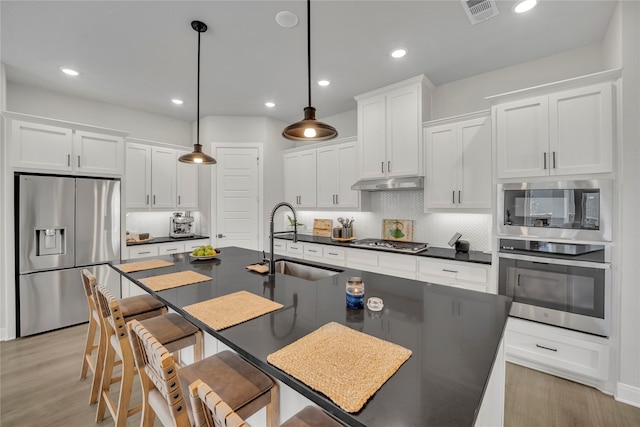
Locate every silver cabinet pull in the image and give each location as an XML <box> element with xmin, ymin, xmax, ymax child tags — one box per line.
<box><xmin>536</xmin><ymin>344</ymin><xmax>558</xmax><ymax>352</ymax></box>
<box><xmin>153</xmin><ymin>195</ymin><xmax>156</xmax><ymax>204</ymax></box>
<box><xmin>217</xmin><ymin>234</ymin><xmax>226</xmax><ymax>238</ymax></box>
<box><xmin>543</xmin><ymin>152</ymin><xmax>547</xmax><ymax>170</ymax></box>
<box><xmin>335</xmin><ymin>194</ymin><xmax>339</xmax><ymax>205</ymax></box>
<box><xmin>178</xmin><ymin>195</ymin><xmax>181</xmax><ymax>205</ymax></box>
<box><xmin>146</xmin><ymin>195</ymin><xmax>149</xmax><ymax>205</ymax></box>
<box><xmin>328</xmin><ymin>252</ymin><xmax>338</xmax><ymax>256</ymax></box>
<box><xmin>442</xmin><ymin>269</ymin><xmax>458</xmax><ymax>273</ymax></box>
<box><xmin>67</xmin><ymin>154</ymin><xmax>71</xmax><ymax>166</ymax></box>
<box><xmin>308</xmin><ymin>249</ymin><xmax>318</xmax><ymax>253</ymax></box>
<box><xmin>552</xmin><ymin>151</ymin><xmax>557</xmax><ymax>169</ymax></box>
<box><xmin>166</xmin><ymin>248</ymin><xmax>177</xmax><ymax>252</ymax></box>
<box><xmin>77</xmin><ymin>155</ymin><xmax>81</xmax><ymax>168</ymax></box>
<box><xmin>388</xmin><ymin>161</ymin><xmax>391</xmax><ymax>173</ymax></box>
<box><xmin>139</xmin><ymin>251</ymin><xmax>151</xmax><ymax>255</ymax></box>
<box><xmin>458</xmin><ymin>191</ymin><xmax>461</xmax><ymax>204</ymax></box>
<box><xmin>452</xmin><ymin>190</ymin><xmax>455</xmax><ymax>203</ymax></box>
<box><xmin>381</xmin><ymin>161</ymin><xmax>384</xmax><ymax>173</ymax></box>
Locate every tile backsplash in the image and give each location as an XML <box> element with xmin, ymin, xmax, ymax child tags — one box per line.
<box><xmin>293</xmin><ymin>190</ymin><xmax>493</xmax><ymax>252</ymax></box>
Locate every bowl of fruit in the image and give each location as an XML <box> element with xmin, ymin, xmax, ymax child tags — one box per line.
<box><xmin>190</xmin><ymin>245</ymin><xmax>219</xmax><ymax>260</ymax></box>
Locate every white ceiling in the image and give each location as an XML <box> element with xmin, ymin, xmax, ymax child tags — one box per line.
<box><xmin>1</xmin><ymin>1</ymin><xmax>617</xmax><ymax>124</ymax></box>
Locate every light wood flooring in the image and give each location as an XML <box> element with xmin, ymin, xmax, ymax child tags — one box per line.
<box><xmin>2</xmin><ymin>324</ymin><xmax>640</xmax><ymax>427</ymax></box>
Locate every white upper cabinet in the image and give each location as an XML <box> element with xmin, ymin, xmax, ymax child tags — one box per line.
<box><xmin>355</xmin><ymin>75</ymin><xmax>433</xmax><ymax>179</ymax></box>
<box><xmin>317</xmin><ymin>140</ymin><xmax>360</xmax><ymax>208</ymax></box>
<box><xmin>284</xmin><ymin>150</ymin><xmax>317</xmax><ymax>208</ymax></box>
<box><xmin>125</xmin><ymin>141</ymin><xmax>198</xmax><ymax>210</ymax></box>
<box><xmin>176</xmin><ymin>149</ymin><xmax>199</xmax><ymax>209</ymax></box>
<box><xmin>7</xmin><ymin>113</ymin><xmax>126</xmax><ymax>176</ymax></box>
<box><xmin>491</xmin><ymin>71</ymin><xmax>619</xmax><ymax>179</ymax></box>
<box><xmin>425</xmin><ymin>113</ymin><xmax>492</xmax><ymax>210</ymax></box>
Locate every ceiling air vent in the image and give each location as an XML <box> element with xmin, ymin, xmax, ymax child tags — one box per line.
<box><xmin>461</xmin><ymin>0</ymin><xmax>499</xmax><ymax>25</ymax></box>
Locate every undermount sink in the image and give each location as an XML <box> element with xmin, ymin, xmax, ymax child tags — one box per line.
<box><xmin>273</xmin><ymin>260</ymin><xmax>342</xmax><ymax>281</ymax></box>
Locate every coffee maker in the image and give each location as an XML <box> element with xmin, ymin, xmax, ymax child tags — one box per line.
<box><xmin>170</xmin><ymin>212</ymin><xmax>195</xmax><ymax>238</ymax></box>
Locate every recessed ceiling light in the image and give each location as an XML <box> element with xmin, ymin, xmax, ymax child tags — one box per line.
<box><xmin>60</xmin><ymin>67</ymin><xmax>79</xmax><ymax>76</ymax></box>
<box><xmin>265</xmin><ymin>102</ymin><xmax>276</xmax><ymax>108</ymax></box>
<box><xmin>390</xmin><ymin>48</ymin><xmax>407</xmax><ymax>59</ymax></box>
<box><xmin>171</xmin><ymin>99</ymin><xmax>184</xmax><ymax>105</ymax></box>
<box><xmin>275</xmin><ymin>11</ymin><xmax>298</xmax><ymax>28</ymax></box>
<box><xmin>514</xmin><ymin>0</ymin><xmax>537</xmax><ymax>14</ymax></box>
<box><xmin>317</xmin><ymin>80</ymin><xmax>330</xmax><ymax>87</ymax></box>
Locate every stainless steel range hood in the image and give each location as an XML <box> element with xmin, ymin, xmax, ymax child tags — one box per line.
<box><xmin>351</xmin><ymin>176</ymin><xmax>424</xmax><ymax>191</ymax></box>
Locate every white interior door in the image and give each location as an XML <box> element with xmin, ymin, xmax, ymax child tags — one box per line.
<box><xmin>215</xmin><ymin>147</ymin><xmax>259</xmax><ymax>250</ymax></box>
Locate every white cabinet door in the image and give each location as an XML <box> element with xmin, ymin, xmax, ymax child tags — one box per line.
<box><xmin>496</xmin><ymin>96</ymin><xmax>549</xmax><ymax>179</ymax></box>
<box><xmin>176</xmin><ymin>149</ymin><xmax>199</xmax><ymax>208</ymax></box>
<box><xmin>316</xmin><ymin>146</ymin><xmax>339</xmax><ymax>208</ymax></box>
<box><xmin>11</xmin><ymin>120</ymin><xmax>73</xmax><ymax>171</ymax></box>
<box><xmin>151</xmin><ymin>147</ymin><xmax>177</xmax><ymax>208</ymax></box>
<box><xmin>458</xmin><ymin>116</ymin><xmax>492</xmax><ymax>209</ymax></box>
<box><xmin>358</xmin><ymin>95</ymin><xmax>387</xmax><ymax>179</ymax></box>
<box><xmin>128</xmin><ymin>245</ymin><xmax>159</xmax><ymax>259</ymax></box>
<box><xmin>425</xmin><ymin>115</ymin><xmax>491</xmax><ymax>210</ymax></box>
<box><xmin>425</xmin><ymin>124</ymin><xmax>458</xmax><ymax>209</ymax></box>
<box><xmin>157</xmin><ymin>242</ymin><xmax>184</xmax><ymax>255</ymax></box>
<box><xmin>549</xmin><ymin>83</ymin><xmax>613</xmax><ymax>176</ymax></box>
<box><xmin>126</xmin><ymin>143</ymin><xmax>152</xmax><ymax>208</ymax></box>
<box><xmin>387</xmin><ymin>84</ymin><xmax>421</xmax><ymax>177</ymax></box>
<box><xmin>335</xmin><ymin>142</ymin><xmax>359</xmax><ymax>208</ymax></box>
<box><xmin>283</xmin><ymin>150</ymin><xmax>316</xmax><ymax>208</ymax></box>
<box><xmin>73</xmin><ymin>131</ymin><xmax>124</xmax><ymax>175</ymax></box>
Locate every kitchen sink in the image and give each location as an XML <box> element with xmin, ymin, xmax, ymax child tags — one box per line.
<box><xmin>273</xmin><ymin>260</ymin><xmax>342</xmax><ymax>281</ymax></box>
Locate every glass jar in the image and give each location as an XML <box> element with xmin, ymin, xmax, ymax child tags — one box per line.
<box><xmin>346</xmin><ymin>277</ymin><xmax>365</xmax><ymax>309</ymax></box>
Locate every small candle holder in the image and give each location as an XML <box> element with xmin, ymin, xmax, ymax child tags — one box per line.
<box><xmin>346</xmin><ymin>277</ymin><xmax>365</xmax><ymax>309</ymax></box>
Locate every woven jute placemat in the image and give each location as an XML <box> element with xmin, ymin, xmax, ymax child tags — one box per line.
<box><xmin>114</xmin><ymin>259</ymin><xmax>174</xmax><ymax>273</ymax></box>
<box><xmin>183</xmin><ymin>290</ymin><xmax>283</xmax><ymax>331</ymax></box>
<box><xmin>267</xmin><ymin>322</ymin><xmax>412</xmax><ymax>413</ymax></box>
<box><xmin>140</xmin><ymin>270</ymin><xmax>211</xmax><ymax>292</ymax></box>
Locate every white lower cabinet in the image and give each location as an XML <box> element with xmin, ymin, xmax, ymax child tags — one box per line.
<box><xmin>417</xmin><ymin>258</ymin><xmax>488</xmax><ymax>292</ymax></box>
<box><xmin>126</xmin><ymin>239</ymin><xmax>209</xmax><ymax>260</ymax></box>
<box><xmin>128</xmin><ymin>245</ymin><xmax>159</xmax><ymax>259</ymax></box>
<box><xmin>273</xmin><ymin>240</ymin><xmax>288</xmax><ymax>256</ymax></box>
<box><xmin>157</xmin><ymin>242</ymin><xmax>184</xmax><ymax>255</ymax></box>
<box><xmin>323</xmin><ymin>247</ymin><xmax>346</xmax><ymax>267</ymax></box>
<box><xmin>377</xmin><ymin>252</ymin><xmax>417</xmax><ymax>279</ymax></box>
<box><xmin>505</xmin><ymin>317</ymin><xmax>610</xmax><ymax>382</ymax></box>
<box><xmin>184</xmin><ymin>239</ymin><xmax>211</xmax><ymax>252</ymax></box>
<box><xmin>303</xmin><ymin>243</ymin><xmax>324</xmax><ymax>262</ymax></box>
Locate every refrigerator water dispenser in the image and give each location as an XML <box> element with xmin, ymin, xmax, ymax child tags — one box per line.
<box><xmin>37</xmin><ymin>227</ymin><xmax>65</xmax><ymax>256</ymax></box>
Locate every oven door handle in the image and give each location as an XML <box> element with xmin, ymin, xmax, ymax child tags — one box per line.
<box><xmin>499</xmin><ymin>252</ymin><xmax>611</xmax><ymax>269</ymax></box>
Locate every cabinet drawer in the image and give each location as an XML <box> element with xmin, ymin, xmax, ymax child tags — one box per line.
<box><xmin>324</xmin><ymin>247</ymin><xmax>346</xmax><ymax>263</ymax></box>
<box><xmin>346</xmin><ymin>249</ymin><xmax>378</xmax><ymax>267</ymax></box>
<box><xmin>303</xmin><ymin>244</ymin><xmax>324</xmax><ymax>259</ymax></box>
<box><xmin>184</xmin><ymin>239</ymin><xmax>210</xmax><ymax>252</ymax></box>
<box><xmin>273</xmin><ymin>240</ymin><xmax>287</xmax><ymax>255</ymax></box>
<box><xmin>128</xmin><ymin>245</ymin><xmax>159</xmax><ymax>259</ymax></box>
<box><xmin>286</xmin><ymin>242</ymin><xmax>304</xmax><ymax>256</ymax></box>
<box><xmin>505</xmin><ymin>318</ymin><xmax>609</xmax><ymax>380</ymax></box>
<box><xmin>158</xmin><ymin>243</ymin><xmax>185</xmax><ymax>255</ymax></box>
<box><xmin>418</xmin><ymin>258</ymin><xmax>487</xmax><ymax>283</ymax></box>
<box><xmin>378</xmin><ymin>253</ymin><xmax>417</xmax><ymax>279</ymax></box>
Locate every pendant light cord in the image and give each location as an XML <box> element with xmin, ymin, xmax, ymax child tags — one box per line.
<box><xmin>197</xmin><ymin>27</ymin><xmax>201</xmax><ymax>146</ymax></box>
<box><xmin>307</xmin><ymin>0</ymin><xmax>311</xmax><ymax>108</ymax></box>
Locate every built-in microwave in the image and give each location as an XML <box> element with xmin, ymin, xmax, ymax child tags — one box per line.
<box><xmin>498</xmin><ymin>180</ymin><xmax>612</xmax><ymax>242</ymax></box>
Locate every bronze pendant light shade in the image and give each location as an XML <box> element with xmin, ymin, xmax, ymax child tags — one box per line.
<box><xmin>282</xmin><ymin>0</ymin><xmax>337</xmax><ymax>141</ymax></box>
<box><xmin>179</xmin><ymin>20</ymin><xmax>216</xmax><ymax>164</ymax></box>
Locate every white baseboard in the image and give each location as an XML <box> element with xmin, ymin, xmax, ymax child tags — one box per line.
<box><xmin>616</xmin><ymin>382</ymin><xmax>640</xmax><ymax>408</ymax></box>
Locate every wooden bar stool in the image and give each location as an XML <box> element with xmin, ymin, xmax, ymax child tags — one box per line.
<box><xmin>94</xmin><ymin>284</ymin><xmax>203</xmax><ymax>427</ymax></box>
<box><xmin>80</xmin><ymin>269</ymin><xmax>167</xmax><ymax>405</ymax></box>
<box><xmin>190</xmin><ymin>380</ymin><xmax>345</xmax><ymax>427</ymax></box>
<box><xmin>128</xmin><ymin>318</ymin><xmax>279</xmax><ymax>427</ymax></box>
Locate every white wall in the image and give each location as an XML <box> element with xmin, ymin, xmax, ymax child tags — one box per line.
<box><xmin>6</xmin><ymin>82</ymin><xmax>192</xmax><ymax>145</ymax></box>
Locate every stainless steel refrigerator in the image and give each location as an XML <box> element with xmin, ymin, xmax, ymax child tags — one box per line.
<box><xmin>16</xmin><ymin>174</ymin><xmax>121</xmax><ymax>336</ymax></box>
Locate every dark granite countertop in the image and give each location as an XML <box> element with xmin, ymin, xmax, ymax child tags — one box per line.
<box><xmin>111</xmin><ymin>246</ymin><xmax>510</xmax><ymax>427</ymax></box>
<box><xmin>126</xmin><ymin>235</ymin><xmax>210</xmax><ymax>246</ymax></box>
<box><xmin>276</xmin><ymin>233</ymin><xmax>493</xmax><ymax>265</ymax></box>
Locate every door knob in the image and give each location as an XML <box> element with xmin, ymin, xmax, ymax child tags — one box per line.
<box><xmin>217</xmin><ymin>234</ymin><xmax>226</xmax><ymax>238</ymax></box>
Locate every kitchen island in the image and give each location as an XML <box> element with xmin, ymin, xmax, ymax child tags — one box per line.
<box><xmin>111</xmin><ymin>246</ymin><xmax>511</xmax><ymax>427</ymax></box>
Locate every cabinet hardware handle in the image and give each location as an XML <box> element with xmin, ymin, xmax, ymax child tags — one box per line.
<box><xmin>381</xmin><ymin>161</ymin><xmax>384</xmax><ymax>173</ymax></box>
<box><xmin>458</xmin><ymin>190</ymin><xmax>461</xmax><ymax>204</ymax></box>
<box><xmin>332</xmin><ymin>194</ymin><xmax>335</xmax><ymax>204</ymax></box>
<box><xmin>178</xmin><ymin>195</ymin><xmax>181</xmax><ymax>205</ymax></box>
<box><xmin>543</xmin><ymin>152</ymin><xmax>547</xmax><ymax>170</ymax></box>
<box><xmin>77</xmin><ymin>156</ymin><xmax>81</xmax><ymax>168</ymax></box>
<box><xmin>167</xmin><ymin>248</ymin><xmax>177</xmax><ymax>252</ymax></box>
<box><xmin>536</xmin><ymin>344</ymin><xmax>558</xmax><ymax>352</ymax></box>
<box><xmin>517</xmin><ymin>274</ymin><xmax>521</xmax><ymax>286</ymax></box>
<box><xmin>146</xmin><ymin>195</ymin><xmax>149</xmax><ymax>205</ymax></box>
<box><xmin>335</xmin><ymin>194</ymin><xmax>339</xmax><ymax>205</ymax></box>
<box><xmin>388</xmin><ymin>161</ymin><xmax>391</xmax><ymax>173</ymax></box>
<box><xmin>552</xmin><ymin>151</ymin><xmax>557</xmax><ymax>169</ymax></box>
<box><xmin>328</xmin><ymin>252</ymin><xmax>338</xmax><ymax>256</ymax></box>
<box><xmin>67</xmin><ymin>154</ymin><xmax>71</xmax><ymax>167</ymax></box>
<box><xmin>139</xmin><ymin>251</ymin><xmax>151</xmax><ymax>255</ymax></box>
<box><xmin>443</xmin><ymin>269</ymin><xmax>458</xmax><ymax>273</ymax></box>
<box><xmin>153</xmin><ymin>195</ymin><xmax>156</xmax><ymax>204</ymax></box>
<box><xmin>308</xmin><ymin>249</ymin><xmax>317</xmax><ymax>253</ymax></box>
<box><xmin>452</xmin><ymin>190</ymin><xmax>455</xmax><ymax>204</ymax></box>
<box><xmin>217</xmin><ymin>234</ymin><xmax>226</xmax><ymax>238</ymax></box>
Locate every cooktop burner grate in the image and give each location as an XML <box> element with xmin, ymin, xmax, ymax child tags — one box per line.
<box><xmin>352</xmin><ymin>238</ymin><xmax>428</xmax><ymax>253</ymax></box>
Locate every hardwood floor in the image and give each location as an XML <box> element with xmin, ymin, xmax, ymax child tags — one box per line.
<box><xmin>2</xmin><ymin>324</ymin><xmax>640</xmax><ymax>426</ymax></box>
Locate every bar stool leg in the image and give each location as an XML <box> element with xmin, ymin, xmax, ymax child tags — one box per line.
<box><xmin>114</xmin><ymin>346</ymin><xmax>137</xmax><ymax>427</ymax></box>
<box><xmin>80</xmin><ymin>313</ymin><xmax>98</xmax><ymax>380</ymax></box>
<box><xmin>266</xmin><ymin>382</ymin><xmax>280</xmax><ymax>427</ymax></box>
<box><xmin>96</xmin><ymin>339</ymin><xmax>116</xmax><ymax>423</ymax></box>
<box><xmin>89</xmin><ymin>318</ymin><xmax>108</xmax><ymax>405</ymax></box>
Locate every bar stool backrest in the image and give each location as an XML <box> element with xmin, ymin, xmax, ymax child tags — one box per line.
<box><xmin>128</xmin><ymin>319</ymin><xmax>191</xmax><ymax>427</ymax></box>
<box><xmin>189</xmin><ymin>379</ymin><xmax>248</xmax><ymax>427</ymax></box>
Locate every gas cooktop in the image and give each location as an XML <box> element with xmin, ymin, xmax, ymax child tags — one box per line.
<box><xmin>351</xmin><ymin>238</ymin><xmax>428</xmax><ymax>253</ymax></box>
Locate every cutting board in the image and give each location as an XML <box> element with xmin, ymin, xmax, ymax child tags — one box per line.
<box><xmin>313</xmin><ymin>219</ymin><xmax>333</xmax><ymax>237</ymax></box>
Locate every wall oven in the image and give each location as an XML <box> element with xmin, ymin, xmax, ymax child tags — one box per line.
<box><xmin>498</xmin><ymin>239</ymin><xmax>611</xmax><ymax>337</ymax></box>
<box><xmin>498</xmin><ymin>180</ymin><xmax>612</xmax><ymax>242</ymax></box>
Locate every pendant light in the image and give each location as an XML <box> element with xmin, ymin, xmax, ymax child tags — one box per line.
<box><xmin>282</xmin><ymin>0</ymin><xmax>337</xmax><ymax>141</ymax></box>
<box><xmin>179</xmin><ymin>20</ymin><xmax>216</xmax><ymax>164</ymax></box>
